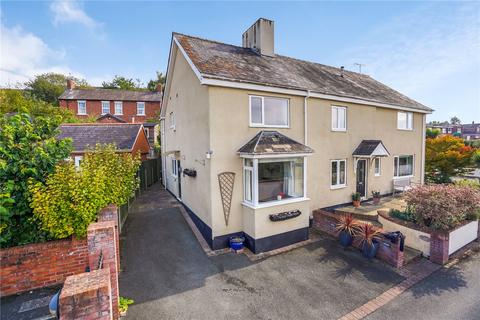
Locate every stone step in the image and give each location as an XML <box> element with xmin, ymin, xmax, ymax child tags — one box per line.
<box><xmin>334</xmin><ymin>208</ymin><xmax>379</xmax><ymax>222</ymax></box>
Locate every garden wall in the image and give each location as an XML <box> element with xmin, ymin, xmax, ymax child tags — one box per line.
<box><xmin>0</xmin><ymin>237</ymin><xmax>88</xmax><ymax>297</ymax></box>
<box><xmin>312</xmin><ymin>210</ymin><xmax>404</xmax><ymax>268</ymax></box>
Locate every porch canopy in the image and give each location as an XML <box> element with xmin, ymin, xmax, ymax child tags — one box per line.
<box><xmin>237</xmin><ymin>130</ymin><xmax>314</xmax><ymax>157</ymax></box>
<box><xmin>352</xmin><ymin>140</ymin><xmax>390</xmax><ymax>158</ymax></box>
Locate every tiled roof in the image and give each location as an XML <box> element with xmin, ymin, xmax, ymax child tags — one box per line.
<box><xmin>96</xmin><ymin>113</ymin><xmax>127</xmax><ymax>123</ymax></box>
<box><xmin>174</xmin><ymin>33</ymin><xmax>432</xmax><ymax>112</ymax></box>
<box><xmin>352</xmin><ymin>140</ymin><xmax>390</xmax><ymax>157</ymax></box>
<box><xmin>59</xmin><ymin>88</ymin><xmax>162</xmax><ymax>102</ymax></box>
<box><xmin>58</xmin><ymin>124</ymin><xmax>143</xmax><ymax>152</ymax></box>
<box><xmin>238</xmin><ymin>131</ymin><xmax>314</xmax><ymax>155</ymax></box>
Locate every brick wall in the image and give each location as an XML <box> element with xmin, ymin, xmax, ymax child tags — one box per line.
<box><xmin>0</xmin><ymin>237</ymin><xmax>88</xmax><ymax>297</ymax></box>
<box><xmin>313</xmin><ymin>210</ymin><xmax>404</xmax><ymax>268</ymax></box>
<box><xmin>430</xmin><ymin>232</ymin><xmax>449</xmax><ymax>265</ymax></box>
<box><xmin>60</xmin><ymin>99</ymin><xmax>160</xmax><ymax>123</ymax></box>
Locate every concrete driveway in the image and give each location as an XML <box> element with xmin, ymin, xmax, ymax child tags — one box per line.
<box><xmin>119</xmin><ymin>183</ymin><xmax>404</xmax><ymax>320</ymax></box>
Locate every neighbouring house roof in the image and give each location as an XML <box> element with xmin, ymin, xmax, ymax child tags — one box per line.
<box><xmin>58</xmin><ymin>123</ymin><xmax>145</xmax><ymax>152</ymax></box>
<box><xmin>352</xmin><ymin>140</ymin><xmax>390</xmax><ymax>157</ymax></box>
<box><xmin>461</xmin><ymin>123</ymin><xmax>480</xmax><ymax>135</ymax></box>
<box><xmin>142</xmin><ymin>122</ymin><xmax>158</xmax><ymax>128</ymax></box>
<box><xmin>238</xmin><ymin>131</ymin><xmax>314</xmax><ymax>155</ymax></box>
<box><xmin>173</xmin><ymin>33</ymin><xmax>432</xmax><ymax>112</ymax></box>
<box><xmin>96</xmin><ymin>113</ymin><xmax>127</xmax><ymax>123</ymax></box>
<box><xmin>59</xmin><ymin>88</ymin><xmax>162</xmax><ymax>102</ymax></box>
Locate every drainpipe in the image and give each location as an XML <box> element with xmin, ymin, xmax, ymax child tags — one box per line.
<box><xmin>421</xmin><ymin>114</ymin><xmax>426</xmax><ymax>185</ymax></box>
<box><xmin>160</xmin><ymin>116</ymin><xmax>167</xmax><ymax>190</ymax></box>
<box><xmin>304</xmin><ymin>90</ymin><xmax>310</xmax><ymax>145</ymax></box>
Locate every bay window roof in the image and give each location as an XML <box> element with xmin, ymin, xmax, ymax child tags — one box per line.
<box><xmin>238</xmin><ymin>130</ymin><xmax>314</xmax><ymax>156</ymax></box>
<box><xmin>352</xmin><ymin>140</ymin><xmax>390</xmax><ymax>158</ymax></box>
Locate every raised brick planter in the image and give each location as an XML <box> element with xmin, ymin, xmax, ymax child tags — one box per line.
<box><xmin>0</xmin><ymin>237</ymin><xmax>88</xmax><ymax>297</ymax></box>
<box><xmin>313</xmin><ymin>209</ymin><xmax>404</xmax><ymax>268</ymax></box>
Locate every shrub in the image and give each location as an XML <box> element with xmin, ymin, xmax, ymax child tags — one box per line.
<box><xmin>390</xmin><ymin>208</ymin><xmax>416</xmax><ymax>223</ymax></box>
<box><xmin>30</xmin><ymin>144</ymin><xmax>140</xmax><ymax>239</ymax></box>
<box><xmin>454</xmin><ymin>179</ymin><xmax>480</xmax><ymax>189</ymax></box>
<box><xmin>404</xmin><ymin>184</ymin><xmax>480</xmax><ymax>230</ymax></box>
<box><xmin>0</xmin><ymin>113</ymin><xmax>72</xmax><ymax>247</ymax></box>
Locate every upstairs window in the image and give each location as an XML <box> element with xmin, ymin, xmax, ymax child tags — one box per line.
<box><xmin>394</xmin><ymin>155</ymin><xmax>414</xmax><ymax>177</ymax></box>
<box><xmin>77</xmin><ymin>100</ymin><xmax>86</xmax><ymax>115</ymax></box>
<box><xmin>137</xmin><ymin>102</ymin><xmax>145</xmax><ymax>116</ymax></box>
<box><xmin>331</xmin><ymin>159</ymin><xmax>346</xmax><ymax>188</ymax></box>
<box><xmin>249</xmin><ymin>96</ymin><xmax>289</xmax><ymax>127</ymax></box>
<box><xmin>101</xmin><ymin>101</ymin><xmax>110</xmax><ymax>115</ymax></box>
<box><xmin>114</xmin><ymin>101</ymin><xmax>123</xmax><ymax>115</ymax></box>
<box><xmin>331</xmin><ymin>106</ymin><xmax>347</xmax><ymax>131</ymax></box>
<box><xmin>397</xmin><ymin>111</ymin><xmax>413</xmax><ymax>130</ymax></box>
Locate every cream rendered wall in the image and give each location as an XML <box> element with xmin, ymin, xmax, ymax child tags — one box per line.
<box><xmin>208</xmin><ymin>87</ymin><xmax>306</xmax><ymax>238</ymax></box>
<box><xmin>163</xmin><ymin>49</ymin><xmax>212</xmax><ymax>227</ymax></box>
<box><xmin>307</xmin><ymin>98</ymin><xmax>423</xmax><ymax>209</ymax></box>
<box><xmin>207</xmin><ymin>86</ymin><xmax>424</xmax><ymax>238</ymax></box>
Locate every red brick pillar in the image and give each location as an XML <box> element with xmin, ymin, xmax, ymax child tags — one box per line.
<box><xmin>59</xmin><ymin>269</ymin><xmax>112</xmax><ymax>320</ymax></box>
<box><xmin>430</xmin><ymin>232</ymin><xmax>449</xmax><ymax>265</ymax></box>
<box><xmin>98</xmin><ymin>204</ymin><xmax>120</xmax><ymax>269</ymax></box>
<box><xmin>87</xmin><ymin>221</ymin><xmax>119</xmax><ymax>319</ymax></box>
<box><xmin>392</xmin><ymin>240</ymin><xmax>405</xmax><ymax>268</ymax></box>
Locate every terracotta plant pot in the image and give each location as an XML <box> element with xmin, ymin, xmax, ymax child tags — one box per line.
<box><xmin>352</xmin><ymin>200</ymin><xmax>361</xmax><ymax>208</ymax></box>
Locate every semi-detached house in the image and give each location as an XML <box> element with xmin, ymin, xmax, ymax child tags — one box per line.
<box><xmin>161</xmin><ymin>18</ymin><xmax>433</xmax><ymax>253</ymax></box>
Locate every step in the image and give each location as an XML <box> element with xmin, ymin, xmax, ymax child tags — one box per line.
<box><xmin>403</xmin><ymin>246</ymin><xmax>423</xmax><ymax>265</ymax></box>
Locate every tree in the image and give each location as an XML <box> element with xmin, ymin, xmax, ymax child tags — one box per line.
<box><xmin>450</xmin><ymin>116</ymin><xmax>461</xmax><ymax>125</ymax></box>
<box><xmin>24</xmin><ymin>73</ymin><xmax>89</xmax><ymax>105</ymax></box>
<box><xmin>0</xmin><ymin>89</ymin><xmax>77</xmax><ymax>122</ymax></box>
<box><xmin>426</xmin><ymin>127</ymin><xmax>440</xmax><ymax>139</ymax></box>
<box><xmin>102</xmin><ymin>76</ymin><xmax>144</xmax><ymax>90</ymax></box>
<box><xmin>425</xmin><ymin>135</ymin><xmax>474</xmax><ymax>183</ymax></box>
<box><xmin>30</xmin><ymin>144</ymin><xmax>140</xmax><ymax>239</ymax></box>
<box><xmin>0</xmin><ymin>113</ymin><xmax>72</xmax><ymax>247</ymax></box>
<box><xmin>147</xmin><ymin>71</ymin><xmax>166</xmax><ymax>92</ymax></box>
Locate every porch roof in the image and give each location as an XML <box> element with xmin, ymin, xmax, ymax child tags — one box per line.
<box><xmin>237</xmin><ymin>130</ymin><xmax>314</xmax><ymax>156</ymax></box>
<box><xmin>352</xmin><ymin>140</ymin><xmax>390</xmax><ymax>157</ymax></box>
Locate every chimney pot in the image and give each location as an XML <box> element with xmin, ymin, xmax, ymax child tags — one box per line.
<box><xmin>67</xmin><ymin>79</ymin><xmax>76</xmax><ymax>90</ymax></box>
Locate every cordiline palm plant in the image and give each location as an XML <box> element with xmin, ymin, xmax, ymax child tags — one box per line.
<box><xmin>358</xmin><ymin>223</ymin><xmax>382</xmax><ymax>258</ymax></box>
<box><xmin>335</xmin><ymin>213</ymin><xmax>361</xmax><ymax>247</ymax></box>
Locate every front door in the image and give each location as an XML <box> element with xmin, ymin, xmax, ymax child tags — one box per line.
<box><xmin>356</xmin><ymin>159</ymin><xmax>367</xmax><ymax>198</ymax></box>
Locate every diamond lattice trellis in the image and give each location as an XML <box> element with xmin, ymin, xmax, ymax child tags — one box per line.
<box><xmin>218</xmin><ymin>172</ymin><xmax>235</xmax><ymax>226</ymax></box>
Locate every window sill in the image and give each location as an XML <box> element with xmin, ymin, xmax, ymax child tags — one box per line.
<box><xmin>397</xmin><ymin>128</ymin><xmax>413</xmax><ymax>131</ymax></box>
<box><xmin>137</xmin><ymin>114</ymin><xmax>146</xmax><ymax>116</ymax></box>
<box><xmin>331</xmin><ymin>128</ymin><xmax>347</xmax><ymax>132</ymax></box>
<box><xmin>374</xmin><ymin>174</ymin><xmax>381</xmax><ymax>177</ymax></box>
<box><xmin>115</xmin><ymin>113</ymin><xmax>123</xmax><ymax>116</ymax></box>
<box><xmin>242</xmin><ymin>197</ymin><xmax>309</xmax><ymax>209</ymax></box>
<box><xmin>330</xmin><ymin>184</ymin><xmax>347</xmax><ymax>190</ymax></box>
<box><xmin>77</xmin><ymin>113</ymin><xmax>87</xmax><ymax>116</ymax></box>
<box><xmin>249</xmin><ymin>124</ymin><xmax>290</xmax><ymax>129</ymax></box>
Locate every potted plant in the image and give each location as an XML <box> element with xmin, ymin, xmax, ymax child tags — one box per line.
<box><xmin>229</xmin><ymin>236</ymin><xmax>245</xmax><ymax>251</ymax></box>
<box><xmin>357</xmin><ymin>223</ymin><xmax>381</xmax><ymax>259</ymax></box>
<box><xmin>277</xmin><ymin>192</ymin><xmax>286</xmax><ymax>201</ymax></box>
<box><xmin>352</xmin><ymin>192</ymin><xmax>361</xmax><ymax>208</ymax></box>
<box><xmin>371</xmin><ymin>190</ymin><xmax>381</xmax><ymax>205</ymax></box>
<box><xmin>335</xmin><ymin>213</ymin><xmax>360</xmax><ymax>247</ymax></box>
<box><xmin>119</xmin><ymin>296</ymin><xmax>134</xmax><ymax>317</ymax></box>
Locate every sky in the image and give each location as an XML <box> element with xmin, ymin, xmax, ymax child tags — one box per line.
<box><xmin>1</xmin><ymin>1</ymin><xmax>479</xmax><ymax>122</ymax></box>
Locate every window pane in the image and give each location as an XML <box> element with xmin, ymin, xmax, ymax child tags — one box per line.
<box><xmin>102</xmin><ymin>102</ymin><xmax>109</xmax><ymax>114</ymax></box>
<box><xmin>398</xmin><ymin>112</ymin><xmax>407</xmax><ymax>129</ymax></box>
<box><xmin>264</xmin><ymin>97</ymin><xmax>288</xmax><ymax>126</ymax></box>
<box><xmin>332</xmin><ymin>107</ymin><xmax>338</xmax><ymax>129</ymax></box>
<box><xmin>339</xmin><ymin>160</ymin><xmax>346</xmax><ymax>184</ymax></box>
<box><xmin>137</xmin><ymin>102</ymin><xmax>145</xmax><ymax>115</ymax></box>
<box><xmin>250</xmin><ymin>97</ymin><xmax>262</xmax><ymax>124</ymax></box>
<box><xmin>258</xmin><ymin>159</ymin><xmax>302</xmax><ymax>202</ymax></box>
<box><xmin>78</xmin><ymin>101</ymin><xmax>86</xmax><ymax>114</ymax></box>
<box><xmin>331</xmin><ymin>161</ymin><xmax>338</xmax><ymax>185</ymax></box>
<box><xmin>407</xmin><ymin>113</ymin><xmax>413</xmax><ymax>129</ymax></box>
<box><xmin>375</xmin><ymin>158</ymin><xmax>380</xmax><ymax>174</ymax></box>
<box><xmin>398</xmin><ymin>155</ymin><xmax>413</xmax><ymax>176</ymax></box>
<box><xmin>338</xmin><ymin>108</ymin><xmax>346</xmax><ymax>129</ymax></box>
<box><xmin>115</xmin><ymin>102</ymin><xmax>122</xmax><ymax>114</ymax></box>
<box><xmin>394</xmin><ymin>157</ymin><xmax>399</xmax><ymax>176</ymax></box>
<box><xmin>244</xmin><ymin>159</ymin><xmax>253</xmax><ymax>167</ymax></box>
<box><xmin>244</xmin><ymin>169</ymin><xmax>252</xmax><ymax>201</ymax></box>
<box><xmin>293</xmin><ymin>158</ymin><xmax>304</xmax><ymax>197</ymax></box>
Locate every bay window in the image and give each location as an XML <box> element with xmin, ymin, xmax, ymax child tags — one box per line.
<box><xmin>249</xmin><ymin>95</ymin><xmax>289</xmax><ymax>127</ymax></box>
<box><xmin>394</xmin><ymin>155</ymin><xmax>414</xmax><ymax>177</ymax></box>
<box><xmin>243</xmin><ymin>157</ymin><xmax>305</xmax><ymax>206</ymax></box>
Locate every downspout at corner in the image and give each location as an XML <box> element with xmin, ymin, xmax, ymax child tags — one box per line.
<box><xmin>304</xmin><ymin>90</ymin><xmax>310</xmax><ymax>145</ymax></box>
<box><xmin>421</xmin><ymin>114</ymin><xmax>426</xmax><ymax>185</ymax></box>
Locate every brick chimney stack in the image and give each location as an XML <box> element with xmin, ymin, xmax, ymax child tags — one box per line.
<box><xmin>67</xmin><ymin>79</ymin><xmax>76</xmax><ymax>90</ymax></box>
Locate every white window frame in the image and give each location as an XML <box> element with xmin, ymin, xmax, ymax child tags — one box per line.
<box><xmin>397</xmin><ymin>111</ymin><xmax>413</xmax><ymax>130</ymax></box>
<box><xmin>169</xmin><ymin>112</ymin><xmax>175</xmax><ymax>130</ymax></box>
<box><xmin>393</xmin><ymin>155</ymin><xmax>414</xmax><ymax>179</ymax></box>
<box><xmin>101</xmin><ymin>101</ymin><xmax>110</xmax><ymax>115</ymax></box>
<box><xmin>114</xmin><ymin>101</ymin><xmax>123</xmax><ymax>115</ymax></box>
<box><xmin>241</xmin><ymin>155</ymin><xmax>308</xmax><ymax>209</ymax></box>
<box><xmin>74</xmin><ymin>155</ymin><xmax>83</xmax><ymax>168</ymax></box>
<box><xmin>374</xmin><ymin>158</ymin><xmax>381</xmax><ymax>176</ymax></box>
<box><xmin>331</xmin><ymin>106</ymin><xmax>347</xmax><ymax>132</ymax></box>
<box><xmin>330</xmin><ymin>159</ymin><xmax>347</xmax><ymax>189</ymax></box>
<box><xmin>243</xmin><ymin>159</ymin><xmax>254</xmax><ymax>204</ymax></box>
<box><xmin>137</xmin><ymin>102</ymin><xmax>146</xmax><ymax>116</ymax></box>
<box><xmin>249</xmin><ymin>95</ymin><xmax>290</xmax><ymax>128</ymax></box>
<box><xmin>171</xmin><ymin>158</ymin><xmax>178</xmax><ymax>177</ymax></box>
<box><xmin>77</xmin><ymin>100</ymin><xmax>87</xmax><ymax>115</ymax></box>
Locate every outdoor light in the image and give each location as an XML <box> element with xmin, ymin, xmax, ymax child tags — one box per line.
<box><xmin>205</xmin><ymin>151</ymin><xmax>213</xmax><ymax>159</ymax></box>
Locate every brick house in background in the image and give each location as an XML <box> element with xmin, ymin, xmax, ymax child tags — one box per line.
<box><xmin>57</xmin><ymin>123</ymin><xmax>151</xmax><ymax>165</ymax></box>
<box><xmin>59</xmin><ymin>80</ymin><xmax>162</xmax><ymax>155</ymax></box>
<box><xmin>427</xmin><ymin>122</ymin><xmax>480</xmax><ymax>140</ymax></box>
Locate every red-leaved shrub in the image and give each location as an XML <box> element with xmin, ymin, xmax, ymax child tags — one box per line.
<box><xmin>404</xmin><ymin>184</ymin><xmax>480</xmax><ymax>230</ymax></box>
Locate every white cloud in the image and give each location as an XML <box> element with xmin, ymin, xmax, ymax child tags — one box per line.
<box><xmin>343</xmin><ymin>2</ymin><xmax>480</xmax><ymax>97</ymax></box>
<box><xmin>50</xmin><ymin>0</ymin><xmax>100</xmax><ymax>30</ymax></box>
<box><xmin>0</xmin><ymin>24</ymin><xmax>82</xmax><ymax>87</ymax></box>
